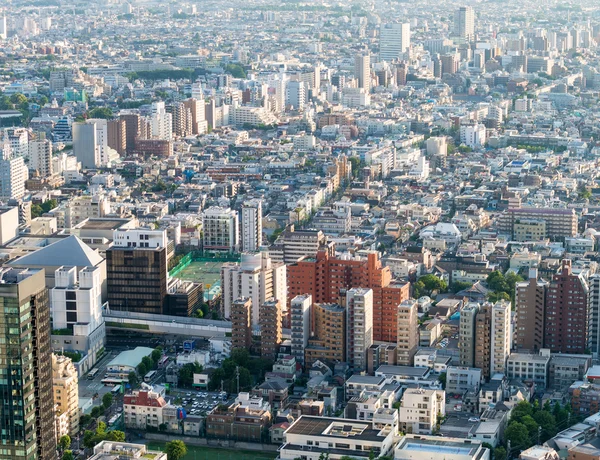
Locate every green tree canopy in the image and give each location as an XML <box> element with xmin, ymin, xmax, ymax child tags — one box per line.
<box><xmin>88</xmin><ymin>107</ymin><xmax>114</xmax><ymax>119</ymax></box>
<box><xmin>165</xmin><ymin>440</ymin><xmax>188</xmax><ymax>460</ymax></box>
<box><xmin>102</xmin><ymin>392</ymin><xmax>113</xmax><ymax>409</ymax></box>
<box><xmin>504</xmin><ymin>422</ymin><xmax>531</xmax><ymax>452</ymax></box>
<box><xmin>58</xmin><ymin>435</ymin><xmax>71</xmax><ymax>451</ymax></box>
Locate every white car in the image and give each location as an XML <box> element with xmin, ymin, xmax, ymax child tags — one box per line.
<box><xmin>468</xmin><ymin>417</ymin><xmax>480</xmax><ymax>422</ymax></box>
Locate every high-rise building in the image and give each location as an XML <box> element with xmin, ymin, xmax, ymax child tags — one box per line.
<box><xmin>490</xmin><ymin>300</ymin><xmax>511</xmax><ymax>376</ymax></box>
<box><xmin>28</xmin><ymin>139</ymin><xmax>53</xmax><ymax>178</ymax></box>
<box><xmin>73</xmin><ymin>121</ymin><xmax>99</xmax><ymax>169</ymax></box>
<box><xmin>589</xmin><ymin>274</ymin><xmax>600</xmax><ymax>358</ymax></box>
<box><xmin>343</xmin><ymin>288</ymin><xmax>373</xmax><ymax>372</ymax></box>
<box><xmin>52</xmin><ymin>354</ymin><xmax>80</xmax><ymax>438</ymax></box>
<box><xmin>459</xmin><ymin>302</ymin><xmax>479</xmax><ymax>367</ymax></box>
<box><xmin>397</xmin><ymin>299</ymin><xmax>418</xmax><ymax>366</ymax></box>
<box><xmin>182</xmin><ymin>98</ymin><xmax>208</xmax><ymax>135</ymax></box>
<box><xmin>149</xmin><ymin>102</ymin><xmax>173</xmax><ymax>140</ymax></box>
<box><xmin>0</xmin><ymin>155</ymin><xmax>26</xmax><ymax>199</ymax></box>
<box><xmin>50</xmin><ymin>265</ymin><xmax>106</xmax><ymax>371</ymax></box>
<box><xmin>305</xmin><ymin>303</ymin><xmax>346</xmax><ymax>367</ymax></box>
<box><xmin>287</xmin><ymin>250</ymin><xmax>410</xmax><ymax>342</ymax></box>
<box><xmin>286</xmin><ymin>80</ymin><xmax>307</xmax><ymax>111</ymax></box>
<box><xmin>202</xmin><ymin>206</ymin><xmax>239</xmax><ymax>253</ymax></box>
<box><xmin>379</xmin><ymin>23</ymin><xmax>410</xmax><ymax>62</ymax></box>
<box><xmin>354</xmin><ymin>54</ymin><xmax>371</xmax><ymax>92</ymax></box>
<box><xmin>0</xmin><ymin>16</ymin><xmax>7</xmax><ymax>39</ymax></box>
<box><xmin>107</xmin><ymin>118</ymin><xmax>126</xmax><ymax>154</ymax></box>
<box><xmin>474</xmin><ymin>303</ymin><xmax>492</xmax><ymax>380</ymax></box>
<box><xmin>120</xmin><ymin>113</ymin><xmax>148</xmax><ymax>153</ymax></box>
<box><xmin>166</xmin><ymin>102</ymin><xmax>193</xmax><ymax>137</ymax></box>
<box><xmin>515</xmin><ymin>268</ymin><xmax>548</xmax><ymax>352</ymax></box>
<box><xmin>106</xmin><ymin>229</ymin><xmax>169</xmax><ymax>315</ymax></box>
<box><xmin>545</xmin><ymin>259</ymin><xmax>589</xmax><ymax>354</ymax></box>
<box><xmin>0</xmin><ymin>268</ymin><xmax>57</xmax><ymax>460</ymax></box>
<box><xmin>269</xmin><ymin>227</ymin><xmax>330</xmax><ymax>264</ymax></box>
<box><xmin>231</xmin><ymin>297</ymin><xmax>252</xmax><ymax>350</ymax></box>
<box><xmin>260</xmin><ymin>298</ymin><xmax>282</xmax><ymax>360</ymax></box>
<box><xmin>221</xmin><ymin>252</ymin><xmax>286</xmax><ymax>325</ymax></box>
<box><xmin>241</xmin><ymin>199</ymin><xmax>263</xmax><ymax>253</ymax></box>
<box><xmin>454</xmin><ymin>6</ymin><xmax>475</xmax><ymax>41</ymax></box>
<box><xmin>290</xmin><ymin>294</ymin><xmax>311</xmax><ymax>366</ymax></box>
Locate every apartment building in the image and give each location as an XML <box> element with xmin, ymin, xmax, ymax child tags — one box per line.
<box><xmin>305</xmin><ymin>303</ymin><xmax>346</xmax><ymax>367</ymax></box>
<box><xmin>290</xmin><ymin>294</ymin><xmax>311</xmax><ymax>366</ymax></box>
<box><xmin>397</xmin><ymin>299</ymin><xmax>418</xmax><ymax>365</ymax></box>
<box><xmin>497</xmin><ymin>207</ymin><xmax>578</xmax><ymax>239</ymax></box>
<box><xmin>260</xmin><ymin>298</ymin><xmax>282</xmax><ymax>360</ymax></box>
<box><xmin>506</xmin><ymin>351</ymin><xmax>551</xmax><ymax>388</ymax></box>
<box><xmin>344</xmin><ymin>288</ymin><xmax>374</xmax><ymax>372</ymax></box>
<box><xmin>515</xmin><ymin>268</ymin><xmax>548</xmax><ymax>352</ymax></box>
<box><xmin>231</xmin><ymin>297</ymin><xmax>252</xmax><ymax>350</ymax></box>
<box><xmin>398</xmin><ymin>388</ymin><xmax>446</xmax><ymax>435</ymax></box>
<box><xmin>446</xmin><ymin>366</ymin><xmax>482</xmax><ymax>394</ymax></box>
<box><xmin>123</xmin><ymin>389</ymin><xmax>169</xmax><ymax>430</ymax></box>
<box><xmin>288</xmin><ymin>250</ymin><xmax>410</xmax><ymax>342</ymax></box>
<box><xmin>52</xmin><ymin>354</ymin><xmax>80</xmax><ymax>438</ymax></box>
<box><xmin>202</xmin><ymin>206</ymin><xmax>239</xmax><ymax>252</ymax></box>
<box><xmin>459</xmin><ymin>303</ymin><xmax>479</xmax><ymax>367</ymax></box>
<box><xmin>269</xmin><ymin>227</ymin><xmax>329</xmax><ymax>264</ymax></box>
<box><xmin>241</xmin><ymin>199</ymin><xmax>263</xmax><ymax>252</ymax></box>
<box><xmin>490</xmin><ymin>300</ymin><xmax>511</xmax><ymax>375</ymax></box>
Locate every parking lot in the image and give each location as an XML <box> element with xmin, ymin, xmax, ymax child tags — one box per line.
<box><xmin>165</xmin><ymin>388</ymin><xmax>230</xmax><ymax>416</ymax></box>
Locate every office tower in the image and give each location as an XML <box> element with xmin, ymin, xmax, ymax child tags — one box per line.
<box><xmin>241</xmin><ymin>199</ymin><xmax>263</xmax><ymax>252</ymax></box>
<box><xmin>288</xmin><ymin>250</ymin><xmax>410</xmax><ymax>342</ymax></box>
<box><xmin>221</xmin><ymin>252</ymin><xmax>286</xmax><ymax>325</ymax></box>
<box><xmin>0</xmin><ymin>16</ymin><xmax>7</xmax><ymax>39</ymax></box>
<box><xmin>515</xmin><ymin>268</ymin><xmax>548</xmax><ymax>352</ymax></box>
<box><xmin>149</xmin><ymin>102</ymin><xmax>173</xmax><ymax>140</ymax></box>
<box><xmin>28</xmin><ymin>139</ymin><xmax>53</xmax><ymax>177</ymax></box>
<box><xmin>397</xmin><ymin>299</ymin><xmax>418</xmax><ymax>366</ymax></box>
<box><xmin>344</xmin><ymin>288</ymin><xmax>373</xmax><ymax>372</ymax></box>
<box><xmin>107</xmin><ymin>118</ymin><xmax>126</xmax><ymax>154</ymax></box>
<box><xmin>354</xmin><ymin>54</ymin><xmax>371</xmax><ymax>92</ymax></box>
<box><xmin>260</xmin><ymin>298</ymin><xmax>282</xmax><ymax>360</ymax></box>
<box><xmin>490</xmin><ymin>300</ymin><xmax>511</xmax><ymax>376</ymax></box>
<box><xmin>106</xmin><ymin>229</ymin><xmax>169</xmax><ymax>315</ymax></box>
<box><xmin>286</xmin><ymin>80</ymin><xmax>306</xmax><ymax>111</ymax></box>
<box><xmin>52</xmin><ymin>354</ymin><xmax>80</xmax><ymax>438</ymax></box>
<box><xmin>0</xmin><ymin>268</ymin><xmax>57</xmax><ymax>460</ymax></box>
<box><xmin>545</xmin><ymin>259</ymin><xmax>589</xmax><ymax>354</ymax></box>
<box><xmin>0</xmin><ymin>155</ymin><xmax>26</xmax><ymax>200</ymax></box>
<box><xmin>73</xmin><ymin>121</ymin><xmax>99</xmax><ymax>169</ymax></box>
<box><xmin>202</xmin><ymin>206</ymin><xmax>239</xmax><ymax>253</ymax></box>
<box><xmin>379</xmin><ymin>23</ymin><xmax>410</xmax><ymax>62</ymax></box>
<box><xmin>474</xmin><ymin>303</ymin><xmax>492</xmax><ymax>380</ymax></box>
<box><xmin>231</xmin><ymin>297</ymin><xmax>252</xmax><ymax>350</ymax></box>
<box><xmin>454</xmin><ymin>6</ymin><xmax>475</xmax><ymax>41</ymax></box>
<box><xmin>50</xmin><ymin>265</ymin><xmax>106</xmax><ymax>369</ymax></box>
<box><xmin>304</xmin><ymin>303</ymin><xmax>346</xmax><ymax>367</ymax></box>
<box><xmin>290</xmin><ymin>294</ymin><xmax>311</xmax><ymax>366</ymax></box>
<box><xmin>459</xmin><ymin>302</ymin><xmax>479</xmax><ymax>367</ymax></box>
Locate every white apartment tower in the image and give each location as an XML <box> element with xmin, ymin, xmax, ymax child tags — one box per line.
<box><xmin>241</xmin><ymin>199</ymin><xmax>263</xmax><ymax>252</ymax></box>
<box><xmin>454</xmin><ymin>6</ymin><xmax>475</xmax><ymax>41</ymax></box>
<box><xmin>345</xmin><ymin>288</ymin><xmax>373</xmax><ymax>372</ymax></box>
<box><xmin>150</xmin><ymin>101</ymin><xmax>173</xmax><ymax>140</ymax></box>
<box><xmin>490</xmin><ymin>300</ymin><xmax>511</xmax><ymax>375</ymax></box>
<box><xmin>29</xmin><ymin>139</ymin><xmax>53</xmax><ymax>177</ymax></box>
<box><xmin>290</xmin><ymin>294</ymin><xmax>312</xmax><ymax>366</ymax></box>
<box><xmin>202</xmin><ymin>206</ymin><xmax>239</xmax><ymax>252</ymax></box>
<box><xmin>286</xmin><ymin>80</ymin><xmax>307</xmax><ymax>111</ymax></box>
<box><xmin>52</xmin><ymin>354</ymin><xmax>80</xmax><ymax>437</ymax></box>
<box><xmin>221</xmin><ymin>252</ymin><xmax>287</xmax><ymax>325</ymax></box>
<box><xmin>0</xmin><ymin>16</ymin><xmax>7</xmax><ymax>39</ymax></box>
<box><xmin>0</xmin><ymin>154</ymin><xmax>26</xmax><ymax>200</ymax></box>
<box><xmin>380</xmin><ymin>23</ymin><xmax>410</xmax><ymax>62</ymax></box>
<box><xmin>397</xmin><ymin>299</ymin><xmax>419</xmax><ymax>365</ymax></box>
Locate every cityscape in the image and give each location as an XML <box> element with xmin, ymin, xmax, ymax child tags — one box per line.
<box><xmin>2</xmin><ymin>0</ymin><xmax>600</xmax><ymax>459</ymax></box>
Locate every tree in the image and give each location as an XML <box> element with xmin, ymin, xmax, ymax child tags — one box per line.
<box><xmin>58</xmin><ymin>435</ymin><xmax>71</xmax><ymax>452</ymax></box>
<box><xmin>137</xmin><ymin>361</ymin><xmax>148</xmax><ymax>376</ymax></box>
<box><xmin>165</xmin><ymin>440</ymin><xmax>188</xmax><ymax>460</ymax></box>
<box><xmin>520</xmin><ymin>415</ymin><xmax>539</xmax><ymax>437</ymax></box>
<box><xmin>450</xmin><ymin>281</ymin><xmax>472</xmax><ymax>293</ymax></box>
<box><xmin>128</xmin><ymin>371</ymin><xmax>139</xmax><ymax>386</ymax></box>
<box><xmin>142</xmin><ymin>355</ymin><xmax>154</xmax><ymax>371</ymax></box>
<box><xmin>438</xmin><ymin>372</ymin><xmax>447</xmax><ymax>390</ymax></box>
<box><xmin>105</xmin><ymin>430</ymin><xmax>126</xmax><ymax>442</ymax></box>
<box><xmin>494</xmin><ymin>447</ymin><xmax>507</xmax><ymax>460</ymax></box>
<box><xmin>486</xmin><ymin>271</ymin><xmax>509</xmax><ymax>293</ymax></box>
<box><xmin>230</xmin><ymin>348</ymin><xmax>250</xmax><ymax>367</ymax></box>
<box><xmin>151</xmin><ymin>348</ymin><xmax>162</xmax><ymax>364</ymax></box>
<box><xmin>348</xmin><ymin>157</ymin><xmax>361</xmax><ymax>177</ymax></box>
<box><xmin>62</xmin><ymin>451</ymin><xmax>74</xmax><ymax>460</ymax></box>
<box><xmin>504</xmin><ymin>422</ymin><xmax>531</xmax><ymax>452</ymax></box>
<box><xmin>102</xmin><ymin>392</ymin><xmax>114</xmax><ymax>409</ymax></box>
<box><xmin>533</xmin><ymin>411</ymin><xmax>557</xmax><ymax>441</ymax></box>
<box><xmin>178</xmin><ymin>362</ymin><xmax>203</xmax><ymax>386</ymax></box>
<box><xmin>88</xmin><ymin>107</ymin><xmax>114</xmax><ymax>119</ymax></box>
<box><xmin>511</xmin><ymin>401</ymin><xmax>534</xmax><ymax>423</ymax></box>
<box><xmin>488</xmin><ymin>291</ymin><xmax>511</xmax><ymax>303</ymax></box>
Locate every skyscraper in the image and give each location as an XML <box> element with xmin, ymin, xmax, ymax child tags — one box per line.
<box><xmin>379</xmin><ymin>23</ymin><xmax>410</xmax><ymax>62</ymax></box>
<box><xmin>241</xmin><ymin>199</ymin><xmax>263</xmax><ymax>253</ymax></box>
<box><xmin>0</xmin><ymin>268</ymin><xmax>57</xmax><ymax>460</ymax></box>
<box><xmin>545</xmin><ymin>259</ymin><xmax>589</xmax><ymax>354</ymax></box>
<box><xmin>354</xmin><ymin>54</ymin><xmax>371</xmax><ymax>92</ymax></box>
<box><xmin>454</xmin><ymin>6</ymin><xmax>475</xmax><ymax>41</ymax></box>
<box><xmin>515</xmin><ymin>268</ymin><xmax>547</xmax><ymax>352</ymax></box>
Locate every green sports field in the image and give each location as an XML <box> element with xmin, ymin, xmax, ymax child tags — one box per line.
<box><xmin>174</xmin><ymin>260</ymin><xmax>224</xmax><ymax>288</ymax></box>
<box><xmin>146</xmin><ymin>442</ymin><xmax>278</xmax><ymax>460</ymax></box>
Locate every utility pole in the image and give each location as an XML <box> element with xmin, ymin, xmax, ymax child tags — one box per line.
<box><xmin>538</xmin><ymin>425</ymin><xmax>542</xmax><ymax>445</ymax></box>
<box><xmin>236</xmin><ymin>366</ymin><xmax>240</xmax><ymax>394</ymax></box>
<box><xmin>507</xmin><ymin>440</ymin><xmax>511</xmax><ymax>460</ymax></box>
